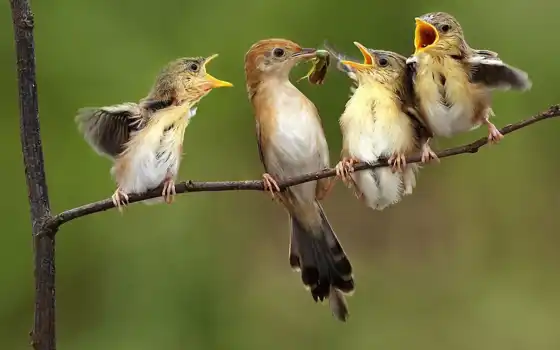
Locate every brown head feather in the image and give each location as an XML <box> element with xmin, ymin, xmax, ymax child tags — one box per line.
<box><xmin>244</xmin><ymin>38</ymin><xmax>305</xmax><ymax>100</ymax></box>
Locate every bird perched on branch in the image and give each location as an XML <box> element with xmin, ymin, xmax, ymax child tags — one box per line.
<box><xmin>76</xmin><ymin>55</ymin><xmax>233</xmax><ymax>210</ymax></box>
<box><xmin>407</xmin><ymin>11</ymin><xmax>532</xmax><ymax>156</ymax></box>
<box><xmin>244</xmin><ymin>38</ymin><xmax>354</xmax><ymax>321</ymax></box>
<box><xmin>326</xmin><ymin>41</ymin><xmax>433</xmax><ymax>210</ymax></box>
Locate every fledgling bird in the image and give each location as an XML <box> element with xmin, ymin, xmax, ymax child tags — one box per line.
<box><xmin>326</xmin><ymin>41</ymin><xmax>432</xmax><ymax>210</ymax></box>
<box><xmin>407</xmin><ymin>11</ymin><xmax>531</xmax><ymax>155</ymax></box>
<box><xmin>76</xmin><ymin>55</ymin><xmax>233</xmax><ymax>210</ymax></box>
<box><xmin>244</xmin><ymin>38</ymin><xmax>354</xmax><ymax>321</ymax></box>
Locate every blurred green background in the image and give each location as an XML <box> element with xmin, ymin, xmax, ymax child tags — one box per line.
<box><xmin>2</xmin><ymin>0</ymin><xmax>560</xmax><ymax>349</ymax></box>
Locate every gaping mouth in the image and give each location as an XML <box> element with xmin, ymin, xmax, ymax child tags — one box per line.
<box><xmin>340</xmin><ymin>41</ymin><xmax>374</xmax><ymax>70</ymax></box>
<box><xmin>202</xmin><ymin>54</ymin><xmax>233</xmax><ymax>89</ymax></box>
<box><xmin>414</xmin><ymin>18</ymin><xmax>439</xmax><ymax>54</ymax></box>
<box><xmin>292</xmin><ymin>47</ymin><xmax>317</xmax><ymax>59</ymax></box>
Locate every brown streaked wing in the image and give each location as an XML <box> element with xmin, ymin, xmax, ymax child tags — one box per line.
<box><xmin>75</xmin><ymin>102</ymin><xmax>146</xmax><ymax>159</ymax></box>
<box><xmin>399</xmin><ymin>65</ymin><xmax>434</xmax><ymax>142</ymax></box>
<box><xmin>467</xmin><ymin>53</ymin><xmax>531</xmax><ymax>91</ymax></box>
<box><xmin>255</xmin><ymin>120</ymin><xmax>268</xmax><ymax>172</ymax></box>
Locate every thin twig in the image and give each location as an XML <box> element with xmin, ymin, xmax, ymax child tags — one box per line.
<box><xmin>44</xmin><ymin>104</ymin><xmax>560</xmax><ymax>235</ymax></box>
<box><xmin>10</xmin><ymin>0</ymin><xmax>57</xmax><ymax>349</ymax></box>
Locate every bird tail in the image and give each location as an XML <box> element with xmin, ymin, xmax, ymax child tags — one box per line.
<box><xmin>289</xmin><ymin>202</ymin><xmax>354</xmax><ymax>321</ymax></box>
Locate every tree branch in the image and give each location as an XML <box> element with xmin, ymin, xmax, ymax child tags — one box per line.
<box><xmin>44</xmin><ymin>104</ymin><xmax>560</xmax><ymax>235</ymax></box>
<box><xmin>10</xmin><ymin>0</ymin><xmax>56</xmax><ymax>349</ymax></box>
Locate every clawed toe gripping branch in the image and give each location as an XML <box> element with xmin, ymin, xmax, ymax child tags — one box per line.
<box><xmin>10</xmin><ymin>0</ymin><xmax>560</xmax><ymax>348</ymax></box>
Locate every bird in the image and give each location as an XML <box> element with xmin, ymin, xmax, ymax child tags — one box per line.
<box><xmin>325</xmin><ymin>41</ymin><xmax>433</xmax><ymax>210</ymax></box>
<box><xmin>244</xmin><ymin>38</ymin><xmax>354</xmax><ymax>321</ymax></box>
<box><xmin>406</xmin><ymin>11</ymin><xmax>532</xmax><ymax>156</ymax></box>
<box><xmin>75</xmin><ymin>55</ymin><xmax>233</xmax><ymax>210</ymax></box>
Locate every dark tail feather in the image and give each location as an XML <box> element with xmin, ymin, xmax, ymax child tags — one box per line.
<box><xmin>289</xmin><ymin>203</ymin><xmax>354</xmax><ymax>321</ymax></box>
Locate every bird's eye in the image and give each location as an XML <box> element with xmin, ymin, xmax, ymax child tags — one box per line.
<box><xmin>188</xmin><ymin>63</ymin><xmax>199</xmax><ymax>72</ymax></box>
<box><xmin>272</xmin><ymin>48</ymin><xmax>285</xmax><ymax>58</ymax></box>
<box><xmin>441</xmin><ymin>24</ymin><xmax>450</xmax><ymax>33</ymax></box>
<box><xmin>378</xmin><ymin>57</ymin><xmax>389</xmax><ymax>67</ymax></box>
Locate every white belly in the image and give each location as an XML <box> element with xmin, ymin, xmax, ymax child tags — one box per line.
<box><xmin>342</xmin><ymin>100</ymin><xmax>416</xmax><ymax>210</ymax></box>
<box><xmin>265</xmin><ymin>102</ymin><xmax>328</xmax><ymax>205</ymax></box>
<box><xmin>415</xmin><ymin>56</ymin><xmax>481</xmax><ymax>137</ymax></box>
<box><xmin>113</xmin><ymin>107</ymin><xmax>195</xmax><ymax>194</ymax></box>
<box><xmin>419</xmin><ymin>79</ymin><xmax>480</xmax><ymax>137</ymax></box>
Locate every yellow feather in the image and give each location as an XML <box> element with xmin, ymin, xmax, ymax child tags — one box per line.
<box><xmin>341</xmin><ymin>82</ymin><xmax>415</xmax><ymax>155</ymax></box>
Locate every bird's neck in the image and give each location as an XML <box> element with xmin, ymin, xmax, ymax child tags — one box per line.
<box><xmin>354</xmin><ymin>79</ymin><xmax>399</xmax><ymax>105</ymax></box>
<box><xmin>248</xmin><ymin>75</ymin><xmax>302</xmax><ymax>106</ymax></box>
<box><xmin>249</xmin><ymin>75</ymin><xmax>316</xmax><ymax>128</ymax></box>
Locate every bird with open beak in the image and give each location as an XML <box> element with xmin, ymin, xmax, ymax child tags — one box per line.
<box><xmin>407</xmin><ymin>12</ymin><xmax>531</xmax><ymax>155</ymax></box>
<box><xmin>76</xmin><ymin>55</ymin><xmax>233</xmax><ymax>210</ymax></box>
<box><xmin>244</xmin><ymin>38</ymin><xmax>354</xmax><ymax>321</ymax></box>
<box><xmin>327</xmin><ymin>42</ymin><xmax>432</xmax><ymax>209</ymax></box>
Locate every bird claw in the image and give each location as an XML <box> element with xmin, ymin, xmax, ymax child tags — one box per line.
<box><xmin>388</xmin><ymin>153</ymin><xmax>407</xmax><ymax>173</ymax></box>
<box><xmin>111</xmin><ymin>188</ymin><xmax>129</xmax><ymax>213</ymax></box>
<box><xmin>262</xmin><ymin>173</ymin><xmax>281</xmax><ymax>199</ymax></box>
<box><xmin>335</xmin><ymin>157</ymin><xmax>358</xmax><ymax>185</ymax></box>
<box><xmin>421</xmin><ymin>143</ymin><xmax>439</xmax><ymax>164</ymax></box>
<box><xmin>162</xmin><ymin>178</ymin><xmax>176</xmax><ymax>204</ymax></box>
<box><xmin>486</xmin><ymin>121</ymin><xmax>504</xmax><ymax>144</ymax></box>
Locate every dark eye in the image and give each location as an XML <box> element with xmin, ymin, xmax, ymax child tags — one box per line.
<box><xmin>378</xmin><ymin>57</ymin><xmax>388</xmax><ymax>67</ymax></box>
<box><xmin>273</xmin><ymin>48</ymin><xmax>285</xmax><ymax>58</ymax></box>
<box><xmin>441</xmin><ymin>24</ymin><xmax>450</xmax><ymax>33</ymax></box>
<box><xmin>188</xmin><ymin>63</ymin><xmax>199</xmax><ymax>72</ymax></box>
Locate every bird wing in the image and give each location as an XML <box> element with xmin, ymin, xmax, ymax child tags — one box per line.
<box><xmin>467</xmin><ymin>51</ymin><xmax>532</xmax><ymax>91</ymax></box>
<box><xmin>399</xmin><ymin>65</ymin><xmax>433</xmax><ymax>141</ymax></box>
<box><xmin>75</xmin><ymin>102</ymin><xmax>146</xmax><ymax>159</ymax></box>
<box><xmin>255</xmin><ymin>120</ymin><xmax>268</xmax><ymax>172</ymax></box>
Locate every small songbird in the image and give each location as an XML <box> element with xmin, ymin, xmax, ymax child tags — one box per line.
<box><xmin>76</xmin><ymin>55</ymin><xmax>233</xmax><ymax>210</ymax></box>
<box><xmin>244</xmin><ymin>38</ymin><xmax>354</xmax><ymax>321</ymax></box>
<box><xmin>407</xmin><ymin>11</ymin><xmax>531</xmax><ymax>154</ymax></box>
<box><xmin>327</xmin><ymin>41</ymin><xmax>432</xmax><ymax>210</ymax></box>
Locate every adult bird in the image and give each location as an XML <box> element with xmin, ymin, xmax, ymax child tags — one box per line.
<box><xmin>244</xmin><ymin>38</ymin><xmax>354</xmax><ymax>321</ymax></box>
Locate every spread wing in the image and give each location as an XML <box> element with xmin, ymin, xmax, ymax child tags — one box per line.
<box><xmin>75</xmin><ymin>102</ymin><xmax>146</xmax><ymax>159</ymax></box>
<box><xmin>467</xmin><ymin>50</ymin><xmax>532</xmax><ymax>91</ymax></box>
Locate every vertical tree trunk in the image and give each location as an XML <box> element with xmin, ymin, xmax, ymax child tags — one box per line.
<box><xmin>10</xmin><ymin>0</ymin><xmax>57</xmax><ymax>349</ymax></box>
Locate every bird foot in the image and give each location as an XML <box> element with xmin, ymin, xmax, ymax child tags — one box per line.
<box><xmin>262</xmin><ymin>173</ymin><xmax>281</xmax><ymax>199</ymax></box>
<box><xmin>388</xmin><ymin>153</ymin><xmax>407</xmax><ymax>173</ymax></box>
<box><xmin>335</xmin><ymin>157</ymin><xmax>359</xmax><ymax>186</ymax></box>
<box><xmin>111</xmin><ymin>188</ymin><xmax>129</xmax><ymax>213</ymax></box>
<box><xmin>162</xmin><ymin>178</ymin><xmax>176</xmax><ymax>204</ymax></box>
<box><xmin>421</xmin><ymin>142</ymin><xmax>439</xmax><ymax>164</ymax></box>
<box><xmin>486</xmin><ymin>121</ymin><xmax>504</xmax><ymax>144</ymax></box>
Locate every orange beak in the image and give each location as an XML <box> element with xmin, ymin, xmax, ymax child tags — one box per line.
<box><xmin>340</xmin><ymin>41</ymin><xmax>375</xmax><ymax>70</ymax></box>
<box><xmin>414</xmin><ymin>18</ymin><xmax>439</xmax><ymax>54</ymax></box>
<box><xmin>202</xmin><ymin>54</ymin><xmax>233</xmax><ymax>88</ymax></box>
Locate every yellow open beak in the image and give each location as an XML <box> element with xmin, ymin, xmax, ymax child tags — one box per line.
<box><xmin>340</xmin><ymin>41</ymin><xmax>375</xmax><ymax>70</ymax></box>
<box><xmin>414</xmin><ymin>18</ymin><xmax>439</xmax><ymax>54</ymax></box>
<box><xmin>203</xmin><ymin>54</ymin><xmax>233</xmax><ymax>88</ymax></box>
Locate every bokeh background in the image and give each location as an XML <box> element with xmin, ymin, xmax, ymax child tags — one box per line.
<box><xmin>2</xmin><ymin>0</ymin><xmax>560</xmax><ymax>349</ymax></box>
